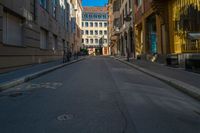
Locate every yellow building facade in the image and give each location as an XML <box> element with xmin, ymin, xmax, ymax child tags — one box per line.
<box><xmin>133</xmin><ymin>0</ymin><xmax>200</xmax><ymax>64</ymax></box>
<box><xmin>169</xmin><ymin>0</ymin><xmax>200</xmax><ymax>54</ymax></box>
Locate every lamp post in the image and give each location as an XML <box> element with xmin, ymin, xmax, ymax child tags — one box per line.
<box><xmin>124</xmin><ymin>13</ymin><xmax>132</xmax><ymax>62</ymax></box>
<box><xmin>124</xmin><ymin>11</ymin><xmax>132</xmax><ymax>62</ymax></box>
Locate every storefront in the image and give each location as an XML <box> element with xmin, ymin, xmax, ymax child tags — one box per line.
<box><xmin>170</xmin><ymin>0</ymin><xmax>200</xmax><ymax>54</ymax></box>
<box><xmin>146</xmin><ymin>14</ymin><xmax>157</xmax><ymax>54</ymax></box>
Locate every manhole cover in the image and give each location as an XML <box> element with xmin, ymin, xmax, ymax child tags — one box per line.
<box><xmin>57</xmin><ymin>112</ymin><xmax>74</xmax><ymax>121</ymax></box>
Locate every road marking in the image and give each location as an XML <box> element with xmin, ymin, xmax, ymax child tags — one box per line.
<box><xmin>17</xmin><ymin>82</ymin><xmax>63</xmax><ymax>90</ymax></box>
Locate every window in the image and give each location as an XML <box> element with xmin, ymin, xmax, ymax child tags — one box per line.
<box><xmin>3</xmin><ymin>12</ymin><xmax>22</xmax><ymax>46</ymax></box>
<box><xmin>95</xmin><ymin>39</ymin><xmax>98</xmax><ymax>44</ymax></box>
<box><xmin>90</xmin><ymin>22</ymin><xmax>93</xmax><ymax>27</ymax></box>
<box><xmin>40</xmin><ymin>28</ymin><xmax>48</xmax><ymax>49</ymax></box>
<box><xmin>89</xmin><ymin>14</ymin><xmax>92</xmax><ymax>18</ymax></box>
<box><xmin>95</xmin><ymin>22</ymin><xmax>98</xmax><ymax>27</ymax></box>
<box><xmin>85</xmin><ymin>22</ymin><xmax>88</xmax><ymax>27</ymax></box>
<box><xmin>84</xmin><ymin>14</ymin><xmax>88</xmax><ymax>19</ymax></box>
<box><xmin>122</xmin><ymin>10</ymin><xmax>124</xmax><ymax>24</ymax></box>
<box><xmin>86</xmin><ymin>30</ymin><xmax>89</xmax><ymax>35</ymax></box>
<box><xmin>82</xmin><ymin>39</ymin><xmax>84</xmax><ymax>43</ymax></box>
<box><xmin>99</xmin><ymin>22</ymin><xmax>102</xmax><ymax>27</ymax></box>
<box><xmin>82</xmin><ymin>22</ymin><xmax>84</xmax><ymax>27</ymax></box>
<box><xmin>90</xmin><ymin>30</ymin><xmax>93</xmax><ymax>35</ymax></box>
<box><xmin>104</xmin><ymin>39</ymin><xmax>108</xmax><ymax>43</ymax></box>
<box><xmin>125</xmin><ymin>3</ymin><xmax>128</xmax><ymax>16</ymax></box>
<box><xmin>52</xmin><ymin>0</ymin><xmax>57</xmax><ymax>18</ymax></box>
<box><xmin>103</xmin><ymin>14</ymin><xmax>107</xmax><ymax>19</ymax></box>
<box><xmin>104</xmin><ymin>22</ymin><xmax>107</xmax><ymax>27</ymax></box>
<box><xmin>94</xmin><ymin>14</ymin><xmax>98</xmax><ymax>18</ymax></box>
<box><xmin>90</xmin><ymin>39</ymin><xmax>93</xmax><ymax>44</ymax></box>
<box><xmin>86</xmin><ymin>39</ymin><xmax>89</xmax><ymax>43</ymax></box>
<box><xmin>95</xmin><ymin>30</ymin><xmax>98</xmax><ymax>35</ymax></box>
<box><xmin>136</xmin><ymin>0</ymin><xmax>143</xmax><ymax>6</ymax></box>
<box><xmin>82</xmin><ymin>30</ymin><xmax>84</xmax><ymax>35</ymax></box>
<box><xmin>113</xmin><ymin>0</ymin><xmax>120</xmax><ymax>12</ymax></box>
<box><xmin>52</xmin><ymin>35</ymin><xmax>57</xmax><ymax>50</ymax></box>
<box><xmin>129</xmin><ymin>0</ymin><xmax>132</xmax><ymax>8</ymax></box>
<box><xmin>104</xmin><ymin>30</ymin><xmax>107</xmax><ymax>35</ymax></box>
<box><xmin>30</xmin><ymin>0</ymin><xmax>36</xmax><ymax>21</ymax></box>
<box><xmin>99</xmin><ymin>30</ymin><xmax>103</xmax><ymax>35</ymax></box>
<box><xmin>98</xmin><ymin>14</ymin><xmax>102</xmax><ymax>19</ymax></box>
<box><xmin>66</xmin><ymin>3</ymin><xmax>70</xmax><ymax>32</ymax></box>
<box><xmin>40</xmin><ymin>0</ymin><xmax>47</xmax><ymax>9</ymax></box>
<box><xmin>61</xmin><ymin>7</ymin><xmax>65</xmax><ymax>26</ymax></box>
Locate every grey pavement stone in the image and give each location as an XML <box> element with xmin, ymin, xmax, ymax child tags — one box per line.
<box><xmin>112</xmin><ymin>56</ymin><xmax>200</xmax><ymax>101</ymax></box>
<box><xmin>0</xmin><ymin>57</ymin><xmax>85</xmax><ymax>91</ymax></box>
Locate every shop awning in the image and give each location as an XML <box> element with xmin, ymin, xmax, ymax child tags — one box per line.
<box><xmin>188</xmin><ymin>33</ymin><xmax>200</xmax><ymax>40</ymax></box>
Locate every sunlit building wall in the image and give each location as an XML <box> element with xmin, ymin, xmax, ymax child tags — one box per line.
<box><xmin>82</xmin><ymin>6</ymin><xmax>109</xmax><ymax>55</ymax></box>
<box><xmin>169</xmin><ymin>0</ymin><xmax>200</xmax><ymax>54</ymax></box>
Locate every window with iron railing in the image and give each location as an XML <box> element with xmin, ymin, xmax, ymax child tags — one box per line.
<box><xmin>113</xmin><ymin>0</ymin><xmax>120</xmax><ymax>12</ymax></box>
<box><xmin>39</xmin><ymin>0</ymin><xmax>47</xmax><ymax>10</ymax></box>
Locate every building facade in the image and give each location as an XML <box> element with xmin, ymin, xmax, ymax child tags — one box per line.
<box><xmin>134</xmin><ymin>0</ymin><xmax>169</xmax><ymax>63</ymax></box>
<box><xmin>108</xmin><ymin>0</ymin><xmax>121</xmax><ymax>56</ymax></box>
<box><xmin>134</xmin><ymin>0</ymin><xmax>200</xmax><ymax>64</ymax></box>
<box><xmin>70</xmin><ymin>0</ymin><xmax>82</xmax><ymax>54</ymax></box>
<box><xmin>108</xmin><ymin>0</ymin><xmax>134</xmax><ymax>58</ymax></box>
<box><xmin>108</xmin><ymin>0</ymin><xmax>200</xmax><ymax>66</ymax></box>
<box><xmin>0</xmin><ymin>0</ymin><xmax>82</xmax><ymax>72</ymax></box>
<box><xmin>167</xmin><ymin>0</ymin><xmax>200</xmax><ymax>65</ymax></box>
<box><xmin>82</xmin><ymin>6</ymin><xmax>110</xmax><ymax>55</ymax></box>
<box><xmin>119</xmin><ymin>0</ymin><xmax>134</xmax><ymax>57</ymax></box>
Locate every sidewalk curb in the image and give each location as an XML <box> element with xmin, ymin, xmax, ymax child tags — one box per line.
<box><xmin>112</xmin><ymin>56</ymin><xmax>200</xmax><ymax>101</ymax></box>
<box><xmin>0</xmin><ymin>58</ymin><xmax>85</xmax><ymax>91</ymax></box>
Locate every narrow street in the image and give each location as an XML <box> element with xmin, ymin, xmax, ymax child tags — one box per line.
<box><xmin>0</xmin><ymin>57</ymin><xmax>200</xmax><ymax>133</ymax></box>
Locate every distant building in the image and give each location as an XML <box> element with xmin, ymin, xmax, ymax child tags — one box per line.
<box><xmin>82</xmin><ymin>6</ymin><xmax>110</xmax><ymax>55</ymax></box>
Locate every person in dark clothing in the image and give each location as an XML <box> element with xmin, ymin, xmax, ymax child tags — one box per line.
<box><xmin>63</xmin><ymin>50</ymin><xmax>67</xmax><ymax>63</ymax></box>
<box><xmin>126</xmin><ymin>47</ymin><xmax>130</xmax><ymax>62</ymax></box>
<box><xmin>66</xmin><ymin>52</ymin><xmax>70</xmax><ymax>62</ymax></box>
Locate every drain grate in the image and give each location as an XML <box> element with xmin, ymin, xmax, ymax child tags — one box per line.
<box><xmin>57</xmin><ymin>112</ymin><xmax>74</xmax><ymax>121</ymax></box>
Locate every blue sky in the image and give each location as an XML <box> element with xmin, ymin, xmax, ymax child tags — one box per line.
<box><xmin>82</xmin><ymin>0</ymin><xmax>108</xmax><ymax>6</ymax></box>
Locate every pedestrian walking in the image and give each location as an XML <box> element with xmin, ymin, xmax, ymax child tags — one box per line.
<box><xmin>126</xmin><ymin>47</ymin><xmax>130</xmax><ymax>62</ymax></box>
<box><xmin>63</xmin><ymin>50</ymin><xmax>67</xmax><ymax>63</ymax></box>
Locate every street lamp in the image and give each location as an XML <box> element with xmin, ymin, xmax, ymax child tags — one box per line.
<box><xmin>123</xmin><ymin>10</ymin><xmax>133</xmax><ymax>62</ymax></box>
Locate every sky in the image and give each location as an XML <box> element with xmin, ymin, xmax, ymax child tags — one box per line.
<box><xmin>82</xmin><ymin>0</ymin><xmax>108</xmax><ymax>6</ymax></box>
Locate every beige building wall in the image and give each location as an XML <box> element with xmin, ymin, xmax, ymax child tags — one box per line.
<box><xmin>108</xmin><ymin>0</ymin><xmax>121</xmax><ymax>56</ymax></box>
<box><xmin>119</xmin><ymin>0</ymin><xmax>134</xmax><ymax>57</ymax></box>
<box><xmin>70</xmin><ymin>0</ymin><xmax>82</xmax><ymax>53</ymax></box>
<box><xmin>0</xmin><ymin>0</ymin><xmax>72</xmax><ymax>71</ymax></box>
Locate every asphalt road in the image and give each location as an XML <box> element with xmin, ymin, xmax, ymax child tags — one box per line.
<box><xmin>0</xmin><ymin>56</ymin><xmax>200</xmax><ymax>133</ymax></box>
